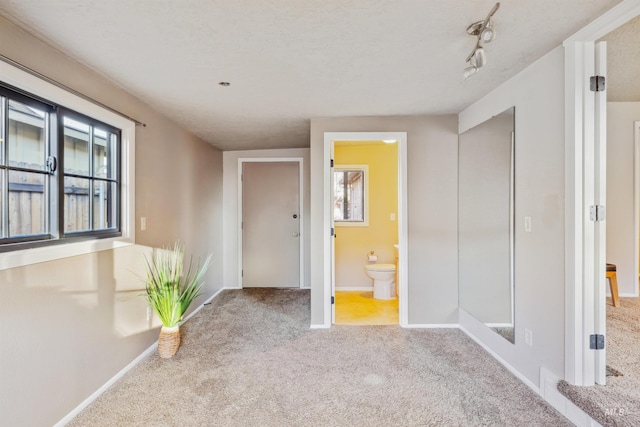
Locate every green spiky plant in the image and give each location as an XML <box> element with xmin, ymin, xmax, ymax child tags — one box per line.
<box><xmin>144</xmin><ymin>243</ymin><xmax>212</xmax><ymax>328</ymax></box>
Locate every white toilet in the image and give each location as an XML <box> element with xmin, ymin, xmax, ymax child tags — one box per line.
<box><xmin>365</xmin><ymin>264</ymin><xmax>396</xmax><ymax>300</ymax></box>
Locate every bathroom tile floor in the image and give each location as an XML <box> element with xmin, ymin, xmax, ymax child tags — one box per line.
<box><xmin>334</xmin><ymin>291</ymin><xmax>398</xmax><ymax>325</ymax></box>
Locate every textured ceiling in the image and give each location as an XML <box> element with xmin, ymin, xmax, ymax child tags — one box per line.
<box><xmin>600</xmin><ymin>14</ymin><xmax>640</xmax><ymax>102</ymax></box>
<box><xmin>0</xmin><ymin>0</ymin><xmax>623</xmax><ymax>150</ymax></box>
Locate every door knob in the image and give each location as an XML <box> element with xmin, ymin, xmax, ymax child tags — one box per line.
<box><xmin>292</xmin><ymin>232</ymin><xmax>300</xmax><ymax>237</ymax></box>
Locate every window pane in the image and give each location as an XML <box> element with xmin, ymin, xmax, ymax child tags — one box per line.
<box><xmin>8</xmin><ymin>170</ymin><xmax>46</xmax><ymax>237</ymax></box>
<box><xmin>334</xmin><ymin>170</ymin><xmax>364</xmax><ymax>222</ymax></box>
<box><xmin>0</xmin><ymin>171</ymin><xmax>5</xmax><ymax>238</ymax></box>
<box><xmin>64</xmin><ymin>176</ymin><xmax>90</xmax><ymax>232</ymax></box>
<box><xmin>333</xmin><ymin>171</ymin><xmax>345</xmax><ymax>221</ymax></box>
<box><xmin>346</xmin><ymin>171</ymin><xmax>364</xmax><ymax>221</ymax></box>
<box><xmin>93</xmin><ymin>130</ymin><xmax>117</xmax><ymax>179</ymax></box>
<box><xmin>0</xmin><ymin>97</ymin><xmax>5</xmax><ymax>166</ymax></box>
<box><xmin>93</xmin><ymin>129</ymin><xmax>107</xmax><ymax>178</ymax></box>
<box><xmin>63</xmin><ymin>117</ymin><xmax>90</xmax><ymax>175</ymax></box>
<box><xmin>8</xmin><ymin>99</ymin><xmax>46</xmax><ymax>171</ymax></box>
<box><xmin>93</xmin><ymin>181</ymin><xmax>117</xmax><ymax>230</ymax></box>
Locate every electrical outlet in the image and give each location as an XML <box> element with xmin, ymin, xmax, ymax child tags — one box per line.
<box><xmin>146</xmin><ymin>305</ymin><xmax>153</xmax><ymax>321</ymax></box>
<box><xmin>390</xmin><ymin>213</ymin><xmax>396</xmax><ymax>221</ymax></box>
<box><xmin>524</xmin><ymin>216</ymin><xmax>532</xmax><ymax>233</ymax></box>
<box><xmin>525</xmin><ymin>328</ymin><xmax>533</xmax><ymax>347</ymax></box>
<box><xmin>140</xmin><ymin>217</ymin><xmax>147</xmax><ymax>231</ymax></box>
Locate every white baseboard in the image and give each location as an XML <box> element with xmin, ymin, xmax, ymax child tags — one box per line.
<box><xmin>183</xmin><ymin>288</ymin><xmax>225</xmax><ymax>322</ymax></box>
<box><xmin>54</xmin><ymin>287</ymin><xmax>225</xmax><ymax>427</ymax></box>
<box><xmin>54</xmin><ymin>341</ymin><xmax>157</xmax><ymax>427</ymax></box>
<box><xmin>485</xmin><ymin>323</ymin><xmax>514</xmax><ymax>328</ymax></box>
<box><xmin>310</xmin><ymin>323</ymin><xmax>330</xmax><ymax>329</ymax></box>
<box><xmin>335</xmin><ymin>287</ymin><xmax>373</xmax><ymax>291</ymax></box>
<box><xmin>403</xmin><ymin>323</ymin><xmax>460</xmax><ymax>328</ymax></box>
<box><xmin>459</xmin><ymin>325</ymin><xmax>539</xmax><ymax>392</ymax></box>
<box><xmin>539</xmin><ymin>367</ymin><xmax>603</xmax><ymax>427</ymax></box>
<box><xmin>460</xmin><ymin>326</ymin><xmax>602</xmax><ymax>426</ymax></box>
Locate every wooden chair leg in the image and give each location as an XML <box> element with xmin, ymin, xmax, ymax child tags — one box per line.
<box><xmin>606</xmin><ymin>271</ymin><xmax>620</xmax><ymax>307</ymax></box>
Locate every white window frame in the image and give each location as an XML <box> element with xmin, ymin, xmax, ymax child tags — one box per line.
<box><xmin>0</xmin><ymin>60</ymin><xmax>135</xmax><ymax>271</ymax></box>
<box><xmin>334</xmin><ymin>164</ymin><xmax>369</xmax><ymax>227</ymax></box>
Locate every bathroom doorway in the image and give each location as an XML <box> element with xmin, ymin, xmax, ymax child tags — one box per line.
<box><xmin>323</xmin><ymin>132</ymin><xmax>408</xmax><ymax>327</ymax></box>
<box><xmin>333</xmin><ymin>140</ymin><xmax>398</xmax><ymax>324</ymax></box>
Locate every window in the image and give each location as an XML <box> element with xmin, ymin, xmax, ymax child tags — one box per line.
<box><xmin>333</xmin><ymin>165</ymin><xmax>368</xmax><ymax>225</ymax></box>
<box><xmin>0</xmin><ymin>84</ymin><xmax>121</xmax><ymax>251</ymax></box>
<box><xmin>62</xmin><ymin>112</ymin><xmax>119</xmax><ymax>234</ymax></box>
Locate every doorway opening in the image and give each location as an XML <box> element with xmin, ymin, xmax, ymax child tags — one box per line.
<box><xmin>563</xmin><ymin>0</ymin><xmax>640</xmax><ymax>391</ymax></box>
<box><xmin>332</xmin><ymin>140</ymin><xmax>399</xmax><ymax>325</ymax></box>
<box><xmin>323</xmin><ymin>132</ymin><xmax>408</xmax><ymax>327</ymax></box>
<box><xmin>238</xmin><ymin>158</ymin><xmax>304</xmax><ymax>288</ymax></box>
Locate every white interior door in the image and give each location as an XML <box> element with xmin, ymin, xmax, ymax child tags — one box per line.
<box><xmin>594</xmin><ymin>40</ymin><xmax>607</xmax><ymax>385</ymax></box>
<box><xmin>242</xmin><ymin>161</ymin><xmax>300</xmax><ymax>288</ymax></box>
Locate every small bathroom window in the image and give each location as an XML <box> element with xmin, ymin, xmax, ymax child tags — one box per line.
<box><xmin>334</xmin><ymin>164</ymin><xmax>368</xmax><ymax>226</ymax></box>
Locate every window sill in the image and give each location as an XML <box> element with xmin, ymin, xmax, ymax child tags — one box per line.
<box><xmin>335</xmin><ymin>221</ymin><xmax>369</xmax><ymax>227</ymax></box>
<box><xmin>0</xmin><ymin>235</ymin><xmax>134</xmax><ymax>271</ymax></box>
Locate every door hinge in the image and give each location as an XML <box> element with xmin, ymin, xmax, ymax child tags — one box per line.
<box><xmin>241</xmin><ymin>269</ymin><xmax>243</xmax><ymax>277</ymax></box>
<box><xmin>590</xmin><ymin>334</ymin><xmax>605</xmax><ymax>350</ymax></box>
<box><xmin>589</xmin><ymin>205</ymin><xmax>606</xmax><ymax>222</ymax></box>
<box><xmin>330</xmin><ymin>159</ymin><xmax>334</xmax><ymax>168</ymax></box>
<box><xmin>331</xmin><ymin>296</ymin><xmax>335</xmax><ymax>304</ymax></box>
<box><xmin>241</xmin><ymin>221</ymin><xmax>243</xmax><ymax>230</ymax></box>
<box><xmin>331</xmin><ymin>227</ymin><xmax>334</xmax><ymax>236</ymax></box>
<box><xmin>590</xmin><ymin>75</ymin><xmax>605</xmax><ymax>92</ymax></box>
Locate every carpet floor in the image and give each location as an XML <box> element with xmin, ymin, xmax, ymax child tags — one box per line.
<box><xmin>69</xmin><ymin>289</ymin><xmax>570</xmax><ymax>426</ymax></box>
<box><xmin>558</xmin><ymin>296</ymin><xmax>640</xmax><ymax>427</ymax></box>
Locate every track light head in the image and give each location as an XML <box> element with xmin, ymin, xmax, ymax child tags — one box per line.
<box><xmin>480</xmin><ymin>24</ymin><xmax>496</xmax><ymax>43</ymax></box>
<box><xmin>463</xmin><ymin>2</ymin><xmax>500</xmax><ymax>79</ymax></box>
<box><xmin>463</xmin><ymin>65</ymin><xmax>479</xmax><ymax>80</ymax></box>
<box><xmin>472</xmin><ymin>47</ymin><xmax>487</xmax><ymax>68</ymax></box>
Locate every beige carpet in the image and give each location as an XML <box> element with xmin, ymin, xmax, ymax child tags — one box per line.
<box><xmin>558</xmin><ymin>296</ymin><xmax>640</xmax><ymax>426</ymax></box>
<box><xmin>69</xmin><ymin>289</ymin><xmax>570</xmax><ymax>426</ymax></box>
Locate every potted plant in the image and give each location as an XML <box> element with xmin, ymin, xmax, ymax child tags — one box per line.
<box><xmin>144</xmin><ymin>243</ymin><xmax>212</xmax><ymax>358</ymax></box>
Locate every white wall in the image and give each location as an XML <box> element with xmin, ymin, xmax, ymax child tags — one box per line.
<box><xmin>310</xmin><ymin>116</ymin><xmax>459</xmax><ymax>326</ymax></box>
<box><xmin>606</xmin><ymin>102</ymin><xmax>640</xmax><ymax>296</ymax></box>
<box><xmin>223</xmin><ymin>148</ymin><xmax>311</xmax><ymax>288</ymax></box>
<box><xmin>0</xmin><ymin>15</ymin><xmax>223</xmax><ymax>426</ymax></box>
<box><xmin>458</xmin><ymin>46</ymin><xmax>566</xmax><ymax>387</ymax></box>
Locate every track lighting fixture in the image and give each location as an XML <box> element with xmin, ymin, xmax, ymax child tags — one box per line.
<box><xmin>463</xmin><ymin>65</ymin><xmax>479</xmax><ymax>80</ymax></box>
<box><xmin>464</xmin><ymin>2</ymin><xmax>500</xmax><ymax>79</ymax></box>
<box><xmin>471</xmin><ymin>46</ymin><xmax>486</xmax><ymax>68</ymax></box>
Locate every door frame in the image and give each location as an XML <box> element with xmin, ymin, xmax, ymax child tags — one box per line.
<box><xmin>563</xmin><ymin>0</ymin><xmax>640</xmax><ymax>386</ymax></box>
<box><xmin>323</xmin><ymin>132</ymin><xmax>408</xmax><ymax>327</ymax></box>
<box><xmin>635</xmin><ymin>121</ymin><xmax>640</xmax><ymax>298</ymax></box>
<box><xmin>237</xmin><ymin>158</ymin><xmax>304</xmax><ymax>288</ymax></box>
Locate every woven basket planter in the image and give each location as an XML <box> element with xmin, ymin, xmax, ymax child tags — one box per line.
<box><xmin>158</xmin><ymin>326</ymin><xmax>180</xmax><ymax>358</ymax></box>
